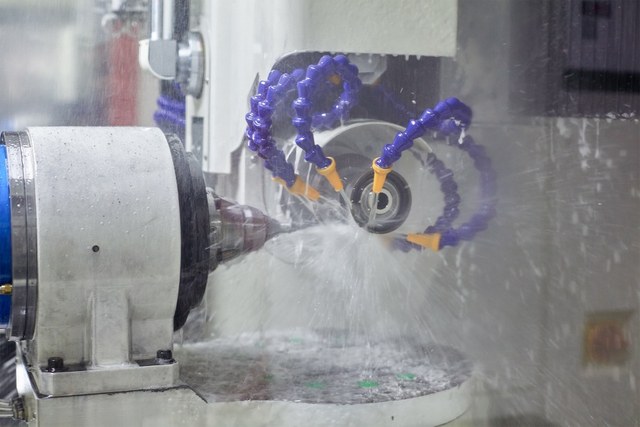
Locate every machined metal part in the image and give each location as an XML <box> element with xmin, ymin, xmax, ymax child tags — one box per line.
<box><xmin>0</xmin><ymin>127</ymin><xmax>292</xmax><ymax>404</ymax></box>
<box><xmin>206</xmin><ymin>188</ymin><xmax>221</xmax><ymax>271</ymax></box>
<box><xmin>168</xmin><ymin>134</ymin><xmax>283</xmax><ymax>330</ymax></box>
<box><xmin>166</xmin><ymin>134</ymin><xmax>211</xmax><ymax>331</ymax></box>
<box><xmin>35</xmin><ymin>357</ymin><xmax>179</xmax><ymax>397</ymax></box>
<box><xmin>177</xmin><ymin>31</ymin><xmax>205</xmax><ymax>98</ymax></box>
<box><xmin>216</xmin><ymin>199</ymin><xmax>283</xmax><ymax>263</ymax></box>
<box><xmin>150</xmin><ymin>0</ymin><xmax>173</xmax><ymax>40</ymax></box>
<box><xmin>206</xmin><ymin>189</ymin><xmax>286</xmax><ymax>267</ymax></box>
<box><xmin>141</xmin><ymin>38</ymin><xmax>178</xmax><ymax>80</ymax></box>
<box><xmin>18</xmin><ymin>133</ymin><xmax>37</xmax><ymax>343</ymax></box>
<box><xmin>139</xmin><ymin>0</ymin><xmax>177</xmax><ymax>79</ymax></box>
<box><xmin>18</xmin><ymin>127</ymin><xmax>181</xmax><ymax>397</ymax></box>
<box><xmin>2</xmin><ymin>132</ymin><xmax>38</xmax><ymax>342</ymax></box>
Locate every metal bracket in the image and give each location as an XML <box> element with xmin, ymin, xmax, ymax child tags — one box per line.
<box><xmin>139</xmin><ymin>39</ymin><xmax>178</xmax><ymax>80</ymax></box>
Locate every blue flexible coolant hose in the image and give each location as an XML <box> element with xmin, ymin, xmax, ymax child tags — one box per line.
<box><xmin>154</xmin><ymin>84</ymin><xmax>186</xmax><ymax>142</ymax></box>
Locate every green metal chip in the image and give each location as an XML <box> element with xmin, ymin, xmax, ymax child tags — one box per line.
<box><xmin>306</xmin><ymin>382</ymin><xmax>325</xmax><ymax>389</ymax></box>
<box><xmin>358</xmin><ymin>381</ymin><xmax>378</xmax><ymax>388</ymax></box>
<box><xmin>396</xmin><ymin>374</ymin><xmax>416</xmax><ymax>380</ymax></box>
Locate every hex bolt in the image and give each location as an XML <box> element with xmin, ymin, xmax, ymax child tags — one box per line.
<box><xmin>46</xmin><ymin>357</ymin><xmax>65</xmax><ymax>373</ymax></box>
<box><xmin>156</xmin><ymin>349</ymin><xmax>173</xmax><ymax>361</ymax></box>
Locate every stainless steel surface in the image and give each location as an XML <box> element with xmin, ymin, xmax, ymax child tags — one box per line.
<box><xmin>149</xmin><ymin>0</ymin><xmax>173</xmax><ymax>41</ymax></box>
<box><xmin>23</xmin><ymin>127</ymin><xmax>181</xmax><ymax>396</ymax></box>
<box><xmin>34</xmin><ymin>356</ymin><xmax>179</xmax><ymax>397</ymax></box>
<box><xmin>15</xmin><ymin>352</ymin><xmax>481</xmax><ymax>427</ymax></box>
<box><xmin>142</xmin><ymin>0</ymin><xmax>177</xmax><ymax>79</ymax></box>
<box><xmin>18</xmin><ymin>132</ymin><xmax>37</xmax><ymax>346</ymax></box>
<box><xmin>3</xmin><ymin>132</ymin><xmax>26</xmax><ymax>342</ymax></box>
<box><xmin>143</xmin><ymin>38</ymin><xmax>178</xmax><ymax>80</ymax></box>
<box><xmin>149</xmin><ymin>0</ymin><xmax>164</xmax><ymax>40</ymax></box>
<box><xmin>206</xmin><ymin>189</ymin><xmax>287</xmax><ymax>268</ymax></box>
<box><xmin>206</xmin><ymin>188</ymin><xmax>221</xmax><ymax>272</ymax></box>
<box><xmin>177</xmin><ymin>31</ymin><xmax>205</xmax><ymax>97</ymax></box>
<box><xmin>161</xmin><ymin>0</ymin><xmax>174</xmax><ymax>40</ymax></box>
<box><xmin>2</xmin><ymin>132</ymin><xmax>37</xmax><ymax>342</ymax></box>
<box><xmin>215</xmin><ymin>198</ymin><xmax>281</xmax><ymax>262</ymax></box>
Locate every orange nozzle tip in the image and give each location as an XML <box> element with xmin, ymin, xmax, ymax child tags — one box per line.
<box><xmin>317</xmin><ymin>157</ymin><xmax>344</xmax><ymax>192</ymax></box>
<box><xmin>272</xmin><ymin>177</ymin><xmax>287</xmax><ymax>187</ymax></box>
<box><xmin>271</xmin><ymin>176</ymin><xmax>320</xmax><ymax>200</ymax></box>
<box><xmin>406</xmin><ymin>233</ymin><xmax>441</xmax><ymax>251</ymax></box>
<box><xmin>328</xmin><ymin>74</ymin><xmax>342</xmax><ymax>86</ymax></box>
<box><xmin>372</xmin><ymin>158</ymin><xmax>392</xmax><ymax>194</ymax></box>
<box><xmin>289</xmin><ymin>176</ymin><xmax>320</xmax><ymax>201</ymax></box>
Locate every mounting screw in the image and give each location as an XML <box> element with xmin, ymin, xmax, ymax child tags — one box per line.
<box><xmin>46</xmin><ymin>357</ymin><xmax>65</xmax><ymax>373</ymax></box>
<box><xmin>92</xmin><ymin>245</ymin><xmax>100</xmax><ymax>252</ymax></box>
<box><xmin>0</xmin><ymin>284</ymin><xmax>12</xmax><ymax>295</ymax></box>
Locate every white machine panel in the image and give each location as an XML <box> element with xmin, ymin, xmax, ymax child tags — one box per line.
<box><xmin>188</xmin><ymin>0</ymin><xmax>458</xmax><ymax>173</ymax></box>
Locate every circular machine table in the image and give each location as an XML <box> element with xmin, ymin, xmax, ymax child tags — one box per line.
<box><xmin>175</xmin><ymin>332</ymin><xmax>476</xmax><ymax>427</ymax></box>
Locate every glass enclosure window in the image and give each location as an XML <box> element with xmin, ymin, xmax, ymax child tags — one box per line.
<box><xmin>0</xmin><ymin>1</ymin><xmax>638</xmax><ymax>426</ymax></box>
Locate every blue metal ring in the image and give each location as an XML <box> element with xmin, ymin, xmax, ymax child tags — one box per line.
<box><xmin>0</xmin><ymin>144</ymin><xmax>12</xmax><ymax>329</ymax></box>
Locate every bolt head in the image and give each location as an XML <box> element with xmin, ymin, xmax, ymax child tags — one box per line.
<box><xmin>156</xmin><ymin>349</ymin><xmax>173</xmax><ymax>360</ymax></box>
<box><xmin>46</xmin><ymin>357</ymin><xmax>65</xmax><ymax>372</ymax></box>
